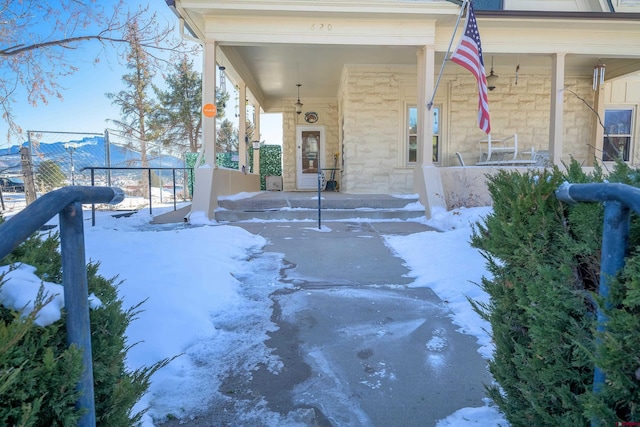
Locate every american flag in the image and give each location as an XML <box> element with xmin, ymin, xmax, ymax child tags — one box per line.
<box><xmin>450</xmin><ymin>1</ymin><xmax>491</xmax><ymax>133</ymax></box>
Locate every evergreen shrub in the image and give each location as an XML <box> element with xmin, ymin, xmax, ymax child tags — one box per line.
<box><xmin>471</xmin><ymin>160</ymin><xmax>640</xmax><ymax>426</ymax></box>
<box><xmin>0</xmin><ymin>226</ymin><xmax>170</xmax><ymax>426</ymax></box>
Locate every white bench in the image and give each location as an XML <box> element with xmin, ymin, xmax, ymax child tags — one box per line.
<box><xmin>479</xmin><ymin>134</ymin><xmax>518</xmax><ymax>162</ymax></box>
<box><xmin>476</xmin><ymin>134</ymin><xmax>537</xmax><ymax>166</ymax></box>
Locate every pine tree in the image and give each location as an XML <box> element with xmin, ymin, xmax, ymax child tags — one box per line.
<box><xmin>151</xmin><ymin>55</ymin><xmax>202</xmax><ymax>154</ymax></box>
<box><xmin>217</xmin><ymin>119</ymin><xmax>238</xmax><ymax>153</ymax></box>
<box><xmin>106</xmin><ymin>18</ymin><xmax>156</xmax><ymax>180</ymax></box>
<box><xmin>35</xmin><ymin>160</ymin><xmax>66</xmax><ymax>191</ymax></box>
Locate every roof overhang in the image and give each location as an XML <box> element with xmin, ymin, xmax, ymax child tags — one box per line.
<box><xmin>167</xmin><ymin>0</ymin><xmax>640</xmax><ymax>112</ymax></box>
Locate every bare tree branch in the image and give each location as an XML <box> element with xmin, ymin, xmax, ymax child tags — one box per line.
<box><xmin>1</xmin><ymin>35</ymin><xmax>127</xmax><ymax>56</ymax></box>
<box><xmin>0</xmin><ymin>0</ymin><xmax>188</xmax><ymax>141</ymax></box>
<box><xmin>561</xmin><ymin>87</ymin><xmax>606</xmax><ymax>131</ymax></box>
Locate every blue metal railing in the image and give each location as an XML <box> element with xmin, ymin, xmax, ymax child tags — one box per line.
<box><xmin>0</xmin><ymin>186</ymin><xmax>124</xmax><ymax>427</ymax></box>
<box><xmin>82</xmin><ymin>166</ymin><xmax>192</xmax><ymax>226</ymax></box>
<box><xmin>556</xmin><ymin>182</ymin><xmax>640</xmax><ymax>427</ymax></box>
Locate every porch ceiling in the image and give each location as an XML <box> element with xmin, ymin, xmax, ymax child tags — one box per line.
<box><xmin>221</xmin><ymin>43</ymin><xmax>638</xmax><ymax>112</ymax></box>
<box><xmin>222</xmin><ymin>44</ymin><xmax>422</xmax><ymax>104</ymax></box>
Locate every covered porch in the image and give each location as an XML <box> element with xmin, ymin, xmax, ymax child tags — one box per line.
<box><xmin>166</xmin><ymin>0</ymin><xmax>640</xmax><ymax>219</ymax></box>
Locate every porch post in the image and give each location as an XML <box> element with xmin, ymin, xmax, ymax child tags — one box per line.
<box><xmin>589</xmin><ymin>84</ymin><xmax>606</xmax><ymax>166</ymax></box>
<box><xmin>549</xmin><ymin>53</ymin><xmax>566</xmax><ymax>166</ymax></box>
<box><xmin>253</xmin><ymin>105</ymin><xmax>261</xmax><ymax>174</ymax></box>
<box><xmin>190</xmin><ymin>40</ymin><xmax>217</xmax><ymax>218</ymax></box>
<box><xmin>238</xmin><ymin>81</ymin><xmax>247</xmax><ymax>171</ymax></box>
<box><xmin>417</xmin><ymin>46</ymin><xmax>436</xmax><ymax>166</ymax></box>
<box><xmin>203</xmin><ymin>41</ymin><xmax>217</xmax><ymax>166</ymax></box>
<box><xmin>414</xmin><ymin>45</ymin><xmax>446</xmax><ymax>218</ymax></box>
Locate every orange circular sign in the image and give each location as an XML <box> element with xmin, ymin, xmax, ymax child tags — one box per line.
<box><xmin>203</xmin><ymin>103</ymin><xmax>217</xmax><ymax>118</ymax></box>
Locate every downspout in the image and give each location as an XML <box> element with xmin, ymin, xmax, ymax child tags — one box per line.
<box><xmin>165</xmin><ymin>0</ymin><xmax>203</xmax><ymax>44</ymax></box>
<box><xmin>179</xmin><ymin>18</ymin><xmax>203</xmax><ymax>47</ymax></box>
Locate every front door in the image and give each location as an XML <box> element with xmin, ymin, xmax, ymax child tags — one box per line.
<box><xmin>296</xmin><ymin>126</ymin><xmax>325</xmax><ymax>190</ymax></box>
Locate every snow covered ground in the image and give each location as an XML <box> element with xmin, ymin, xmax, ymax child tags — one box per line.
<box><xmin>0</xmin><ymin>203</ymin><xmax>508</xmax><ymax>426</ymax></box>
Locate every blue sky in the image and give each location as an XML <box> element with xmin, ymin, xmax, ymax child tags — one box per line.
<box><xmin>1</xmin><ymin>1</ymin><xmax>282</xmax><ymax>148</ymax></box>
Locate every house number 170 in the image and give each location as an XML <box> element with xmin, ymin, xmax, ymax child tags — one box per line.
<box><xmin>311</xmin><ymin>23</ymin><xmax>332</xmax><ymax>31</ymax></box>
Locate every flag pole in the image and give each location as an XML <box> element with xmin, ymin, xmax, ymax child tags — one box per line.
<box><xmin>427</xmin><ymin>0</ymin><xmax>469</xmax><ymax>110</ymax></box>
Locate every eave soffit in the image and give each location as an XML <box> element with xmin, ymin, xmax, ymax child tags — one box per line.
<box><xmin>177</xmin><ymin>0</ymin><xmax>461</xmax><ymax>17</ymax></box>
<box><xmin>175</xmin><ymin>2</ymin><xmax>640</xmax><ymax>52</ymax></box>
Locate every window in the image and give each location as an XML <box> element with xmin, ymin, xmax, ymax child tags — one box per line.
<box><xmin>433</xmin><ymin>107</ymin><xmax>439</xmax><ymax>162</ymax></box>
<box><xmin>602</xmin><ymin>108</ymin><xmax>634</xmax><ymax>162</ymax></box>
<box><xmin>474</xmin><ymin>0</ymin><xmax>503</xmax><ymax>10</ymax></box>
<box><xmin>615</xmin><ymin>0</ymin><xmax>640</xmax><ymax>13</ymax></box>
<box><xmin>408</xmin><ymin>106</ymin><xmax>418</xmax><ymax>163</ymax></box>
<box><xmin>407</xmin><ymin>105</ymin><xmax>440</xmax><ymax>164</ymax></box>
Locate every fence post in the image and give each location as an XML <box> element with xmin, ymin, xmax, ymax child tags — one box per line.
<box><xmin>20</xmin><ymin>146</ymin><xmax>37</xmax><ymax>205</ymax></box>
<box><xmin>90</xmin><ymin>169</ymin><xmax>96</xmax><ymax>227</ymax></box>
<box><xmin>172</xmin><ymin>168</ymin><xmax>177</xmax><ymax>211</ymax></box>
<box><xmin>104</xmin><ymin>130</ymin><xmax>112</xmax><ymax>187</ymax></box>
<box><xmin>148</xmin><ymin>168</ymin><xmax>153</xmax><ymax>214</ymax></box>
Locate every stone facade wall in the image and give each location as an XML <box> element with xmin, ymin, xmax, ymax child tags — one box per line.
<box><xmin>448</xmin><ymin>74</ymin><xmax>594</xmax><ymax>167</ymax></box>
<box><xmin>340</xmin><ymin>65</ymin><xmax>416</xmax><ymax>194</ymax></box>
<box><xmin>563</xmin><ymin>77</ymin><xmax>595</xmax><ymax>163</ymax></box>
<box><xmin>281</xmin><ymin>67</ymin><xmax>616</xmax><ymax>193</ymax></box>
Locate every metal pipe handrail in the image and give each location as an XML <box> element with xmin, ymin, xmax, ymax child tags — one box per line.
<box><xmin>556</xmin><ymin>182</ymin><xmax>640</xmax><ymax>427</ymax></box>
<box><xmin>0</xmin><ymin>186</ymin><xmax>124</xmax><ymax>257</ymax></box>
<box><xmin>81</xmin><ymin>166</ymin><xmax>193</xmax><ymax>223</ymax></box>
<box><xmin>81</xmin><ymin>166</ymin><xmax>193</xmax><ymax>171</ymax></box>
<box><xmin>556</xmin><ymin>182</ymin><xmax>640</xmax><ymax>212</ymax></box>
<box><xmin>0</xmin><ymin>186</ymin><xmax>124</xmax><ymax>427</ymax></box>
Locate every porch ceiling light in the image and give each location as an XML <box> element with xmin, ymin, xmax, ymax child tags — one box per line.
<box><xmin>486</xmin><ymin>56</ymin><xmax>498</xmax><ymax>91</ymax></box>
<box><xmin>295</xmin><ymin>83</ymin><xmax>303</xmax><ymax>115</ymax></box>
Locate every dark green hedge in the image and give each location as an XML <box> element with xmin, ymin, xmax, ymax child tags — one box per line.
<box><xmin>471</xmin><ymin>161</ymin><xmax>640</xmax><ymax>426</ymax></box>
<box><xmin>186</xmin><ymin>145</ymin><xmax>282</xmax><ymax>192</ymax></box>
<box><xmin>257</xmin><ymin>145</ymin><xmax>282</xmax><ymax>190</ymax></box>
<box><xmin>0</xmin><ymin>229</ymin><xmax>170</xmax><ymax>426</ymax></box>
<box><xmin>185</xmin><ymin>152</ymin><xmax>200</xmax><ymax>197</ymax></box>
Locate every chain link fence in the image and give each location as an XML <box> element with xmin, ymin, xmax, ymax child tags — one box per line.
<box><xmin>0</xmin><ymin>130</ymin><xmax>192</xmax><ymax>214</ymax></box>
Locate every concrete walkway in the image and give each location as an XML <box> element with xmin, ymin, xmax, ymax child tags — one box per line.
<box><xmin>161</xmin><ymin>221</ymin><xmax>492</xmax><ymax>426</ymax></box>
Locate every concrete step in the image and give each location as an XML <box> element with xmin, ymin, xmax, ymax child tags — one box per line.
<box><xmin>215</xmin><ymin>208</ymin><xmax>425</xmax><ymax>222</ymax></box>
<box><xmin>214</xmin><ymin>191</ymin><xmax>425</xmax><ymax>222</ymax></box>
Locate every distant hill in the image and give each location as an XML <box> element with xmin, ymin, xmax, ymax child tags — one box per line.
<box><xmin>0</xmin><ymin>136</ymin><xmax>184</xmax><ymax>173</ymax></box>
